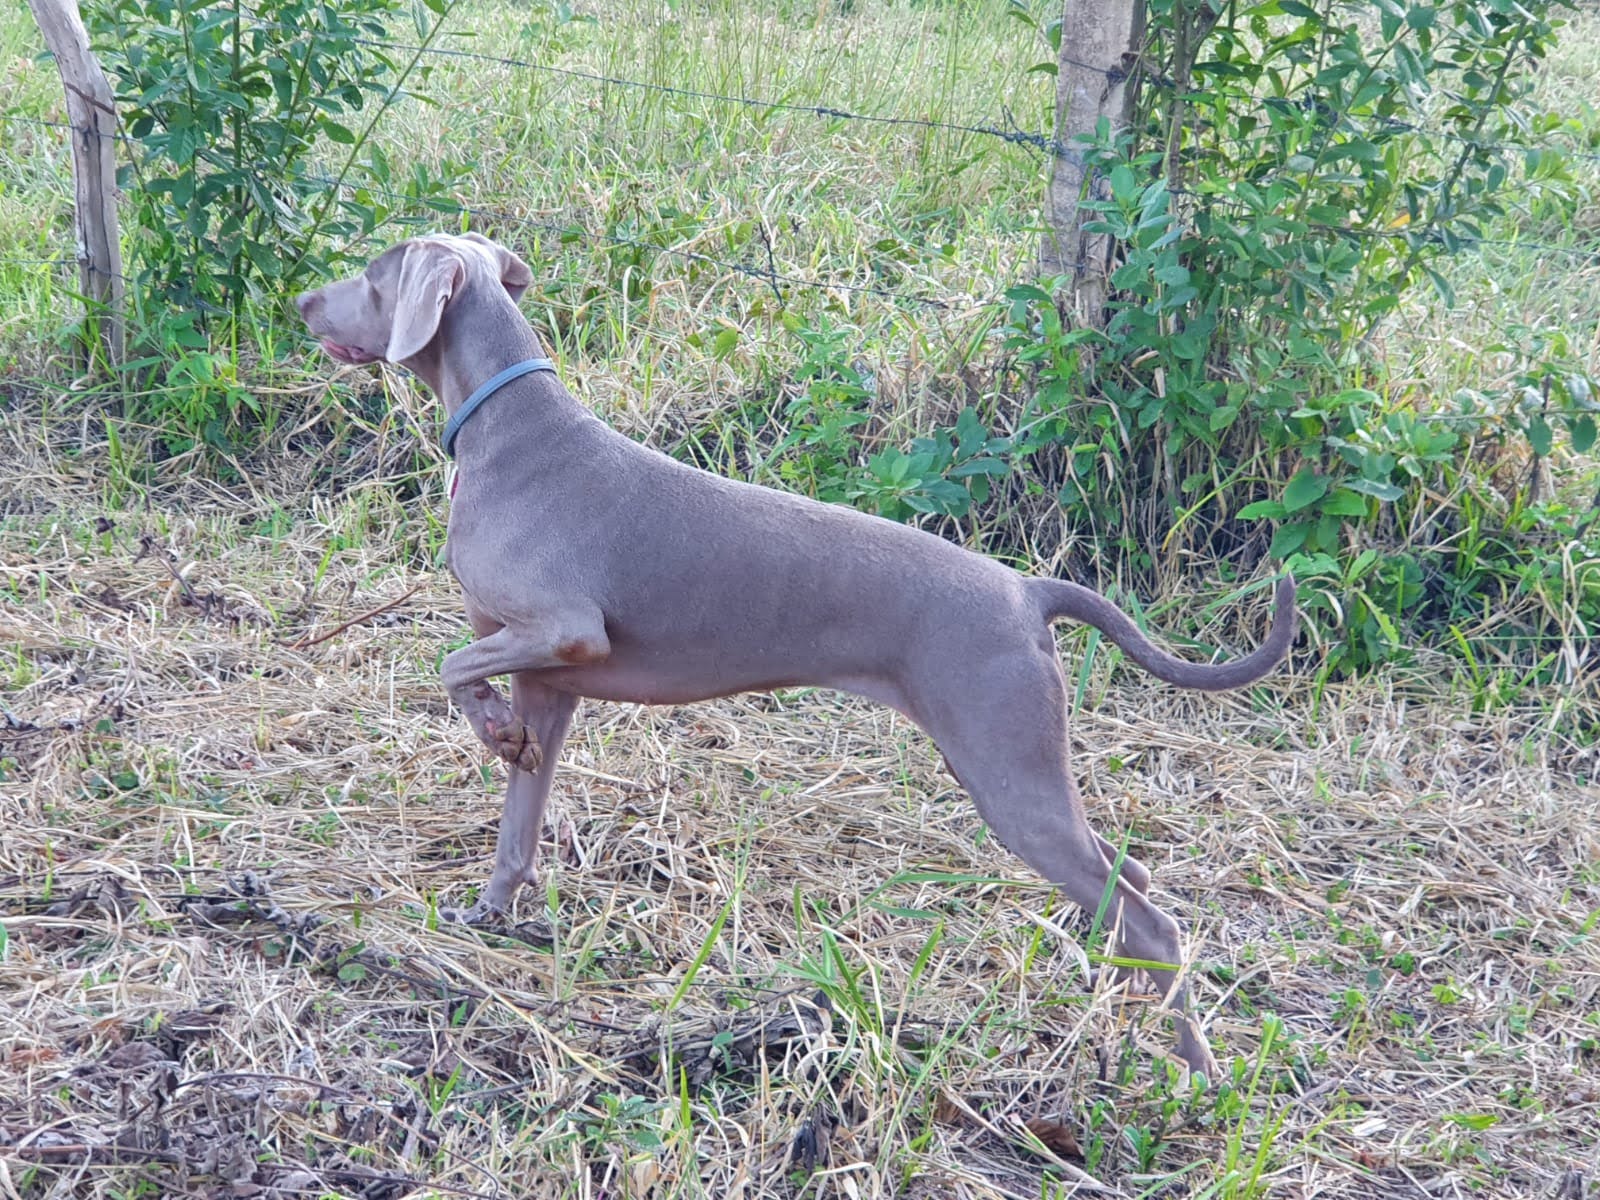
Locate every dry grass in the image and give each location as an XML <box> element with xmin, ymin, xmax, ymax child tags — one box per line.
<box><xmin>2</xmin><ymin>402</ymin><xmax>1598</xmax><ymax>1200</ymax></box>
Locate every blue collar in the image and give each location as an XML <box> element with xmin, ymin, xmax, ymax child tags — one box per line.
<box><xmin>441</xmin><ymin>357</ymin><xmax>557</xmax><ymax>458</ymax></box>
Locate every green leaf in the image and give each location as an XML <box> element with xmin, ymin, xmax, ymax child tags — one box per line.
<box><xmin>247</xmin><ymin>239</ymin><xmax>282</xmax><ymax>278</ymax></box>
<box><xmin>1344</xmin><ymin>477</ymin><xmax>1404</xmax><ymax>501</ymax></box>
<box><xmin>1283</xmin><ymin>469</ymin><xmax>1330</xmax><ymax>512</ymax></box>
<box><xmin>1569</xmin><ymin>415</ymin><xmax>1597</xmax><ymax>454</ymax></box>
<box><xmin>1393</xmin><ymin>43</ymin><xmax>1424</xmax><ymax>87</ymax></box>
<box><xmin>1005</xmin><ymin>0</ymin><xmax>1039</xmax><ymax>27</ymax></box>
<box><xmin>948</xmin><ymin>458</ymin><xmax>1010</xmax><ymax>478</ymax></box>
<box><xmin>321</xmin><ymin>119</ymin><xmax>358</xmax><ymax>145</ymax></box>
<box><xmin>1108</xmin><ymin>164</ymin><xmax>1137</xmax><ymax>203</ymax></box>
<box><xmin>1320</xmin><ymin>488</ymin><xmax>1369</xmax><ymax>517</ymax></box>
<box><xmin>1005</xmin><ymin>284</ymin><xmax>1054</xmax><ymax>305</ymax></box>
<box><xmin>1271</xmin><ymin>523</ymin><xmax>1311</xmax><ymax>557</ymax></box>
<box><xmin>1237</xmin><ymin>499</ymin><xmax>1286</xmax><ymax>520</ymax></box>
<box><xmin>1422</xmin><ymin>265</ymin><xmax>1456</xmax><ymax>309</ymax></box>
<box><xmin>1326</xmin><ymin>388</ymin><xmax>1381</xmax><ymax>410</ymax></box>
<box><xmin>1526</xmin><ymin>416</ymin><xmax>1553</xmax><ymax>457</ymax></box>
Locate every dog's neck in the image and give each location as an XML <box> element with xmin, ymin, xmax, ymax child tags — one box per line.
<box><xmin>409</xmin><ymin>285</ymin><xmax>593</xmax><ymax>468</ymax></box>
<box><xmin>411</xmin><ymin>288</ymin><xmax>545</xmax><ymax>417</ymax></box>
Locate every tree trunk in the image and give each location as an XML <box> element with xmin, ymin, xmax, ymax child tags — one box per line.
<box><xmin>1040</xmin><ymin>0</ymin><xmax>1146</xmax><ymax>327</ymax></box>
<box><xmin>28</xmin><ymin>0</ymin><xmax>124</xmax><ymax>367</ymax></box>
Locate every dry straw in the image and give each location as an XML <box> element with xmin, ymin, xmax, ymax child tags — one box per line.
<box><xmin>1</xmin><ymin>393</ymin><xmax>1597</xmax><ymax>1199</ymax></box>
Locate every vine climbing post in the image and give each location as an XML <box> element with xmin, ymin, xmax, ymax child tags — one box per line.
<box><xmin>1040</xmin><ymin>0</ymin><xmax>1146</xmax><ymax>327</ymax></box>
<box><xmin>28</xmin><ymin>0</ymin><xmax>124</xmax><ymax>367</ymax></box>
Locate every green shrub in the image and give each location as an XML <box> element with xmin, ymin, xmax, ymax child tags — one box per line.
<box><xmin>86</xmin><ymin>0</ymin><xmax>464</xmax><ymax>450</ymax></box>
<box><xmin>793</xmin><ymin>0</ymin><xmax>1595</xmax><ymax>690</ymax></box>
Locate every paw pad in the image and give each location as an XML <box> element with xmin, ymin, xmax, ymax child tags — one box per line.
<box><xmin>486</xmin><ymin>720</ymin><xmax>543</xmax><ymax>772</ymax></box>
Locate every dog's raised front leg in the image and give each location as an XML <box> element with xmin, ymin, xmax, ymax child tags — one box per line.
<box><xmin>442</xmin><ymin>610</ymin><xmax>607</xmax><ymax>770</ymax></box>
<box><xmin>444</xmin><ymin>674</ymin><xmax>578</xmax><ymax>925</ymax></box>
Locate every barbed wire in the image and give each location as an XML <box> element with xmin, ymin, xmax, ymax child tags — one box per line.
<box><xmin>294</xmin><ymin>23</ymin><xmax>1600</xmax><ymax>169</ymax></box>
<box><xmin>273</xmin><ymin>23</ymin><xmax>1600</xmax><ymax>169</ymax></box>
<box><xmin>1146</xmin><ymin>68</ymin><xmax>1600</xmax><ymax>165</ymax></box>
<box><xmin>236</xmin><ymin>17</ymin><xmax>1082</xmax><ymax>164</ymax></box>
<box><xmin>9</xmin><ymin>40</ymin><xmax>1600</xmax><ymax>170</ymax></box>
<box><xmin>6</xmin><ymin>26</ymin><xmax>1597</xmax><ymax>305</ymax></box>
<box><xmin>298</xmin><ymin>174</ymin><xmax>966</xmax><ymax>309</ymax></box>
<box><xmin>1168</xmin><ymin>188</ymin><xmax>1597</xmax><ymax>260</ymax></box>
<box><xmin>2</xmin><ymin>114</ymin><xmax>82</xmax><ymax>134</ymax></box>
<box><xmin>1376</xmin><ymin>116</ymin><xmax>1600</xmax><ymax>164</ymax></box>
<box><xmin>1178</xmin><ymin>110</ymin><xmax>1600</xmax><ymax>174</ymax></box>
<box><xmin>3</xmin><ymin>346</ymin><xmax>1592</xmax><ymax>430</ymax></box>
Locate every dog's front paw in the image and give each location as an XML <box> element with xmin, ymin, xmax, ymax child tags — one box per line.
<box><xmin>486</xmin><ymin>718</ymin><xmax>543</xmax><ymax>772</ymax></box>
<box><xmin>440</xmin><ymin>898</ymin><xmax>505</xmax><ymax>927</ymax></box>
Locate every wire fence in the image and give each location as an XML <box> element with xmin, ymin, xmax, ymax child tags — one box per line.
<box><xmin>3</xmin><ymin>22</ymin><xmax>1598</xmax><ymax>304</ymax></box>
<box><xmin>232</xmin><ymin>17</ymin><xmax>1600</xmax><ymax>166</ymax></box>
<box><xmin>254</xmin><ymin>17</ymin><xmax>1600</xmax><ymax>170</ymax></box>
<box><xmin>332</xmin><ymin>33</ymin><xmax>1086</xmax><ymax>163</ymax></box>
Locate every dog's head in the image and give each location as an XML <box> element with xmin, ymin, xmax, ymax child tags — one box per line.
<box><xmin>294</xmin><ymin>232</ymin><xmax>533</xmax><ymax>366</ymax></box>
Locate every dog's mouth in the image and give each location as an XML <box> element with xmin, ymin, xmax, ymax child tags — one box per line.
<box><xmin>320</xmin><ymin>339</ymin><xmax>381</xmax><ymax>365</ymax></box>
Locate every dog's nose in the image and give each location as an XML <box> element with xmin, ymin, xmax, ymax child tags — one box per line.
<box><xmin>294</xmin><ymin>291</ymin><xmax>316</xmax><ymax>319</ymax></box>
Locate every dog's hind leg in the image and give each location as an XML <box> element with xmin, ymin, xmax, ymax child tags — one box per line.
<box><xmin>917</xmin><ymin>648</ymin><xmax>1216</xmax><ymax>1076</ymax></box>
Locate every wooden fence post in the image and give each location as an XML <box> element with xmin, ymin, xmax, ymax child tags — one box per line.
<box><xmin>28</xmin><ymin>0</ymin><xmax>124</xmax><ymax>367</ymax></box>
<box><xmin>1040</xmin><ymin>0</ymin><xmax>1145</xmax><ymax>326</ymax></box>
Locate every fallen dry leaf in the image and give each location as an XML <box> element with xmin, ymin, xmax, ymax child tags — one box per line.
<box><xmin>1022</xmin><ymin>1116</ymin><xmax>1083</xmax><ymax>1161</ymax></box>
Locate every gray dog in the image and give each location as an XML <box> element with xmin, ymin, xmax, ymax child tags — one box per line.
<box><xmin>296</xmin><ymin>232</ymin><xmax>1297</xmax><ymax>1075</ymax></box>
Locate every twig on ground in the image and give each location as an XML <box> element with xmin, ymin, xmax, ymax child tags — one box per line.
<box><xmin>286</xmin><ymin>581</ymin><xmax>426</xmax><ymax>650</ymax></box>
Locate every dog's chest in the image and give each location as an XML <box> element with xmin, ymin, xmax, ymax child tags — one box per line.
<box><xmin>443</xmin><ymin>472</ymin><xmax>463</xmax><ymax>583</ymax></box>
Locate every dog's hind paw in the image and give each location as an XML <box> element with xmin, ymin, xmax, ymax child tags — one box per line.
<box><xmin>1175</xmin><ymin>1023</ymin><xmax>1221</xmax><ymax>1083</ymax></box>
<box><xmin>485</xmin><ymin>719</ymin><xmax>543</xmax><ymax>772</ymax></box>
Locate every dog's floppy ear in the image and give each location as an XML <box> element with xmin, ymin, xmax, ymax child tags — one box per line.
<box><xmin>386</xmin><ymin>240</ymin><xmax>464</xmax><ymax>362</ymax></box>
<box><xmin>462</xmin><ymin>231</ymin><xmax>533</xmax><ymax>302</ymax></box>
<box><xmin>496</xmin><ymin>245</ymin><xmax>534</xmax><ymax>302</ymax></box>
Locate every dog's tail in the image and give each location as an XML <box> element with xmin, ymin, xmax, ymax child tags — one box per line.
<box><xmin>1027</xmin><ymin>574</ymin><xmax>1298</xmax><ymax>692</ymax></box>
